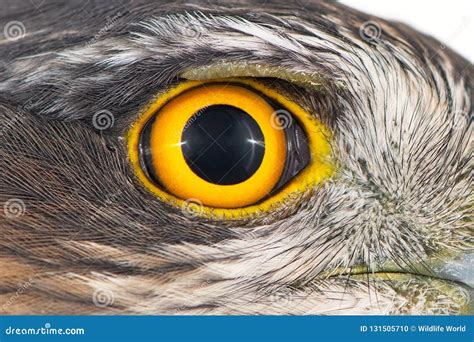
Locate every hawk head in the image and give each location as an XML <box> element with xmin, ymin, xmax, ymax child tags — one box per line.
<box><xmin>0</xmin><ymin>0</ymin><xmax>472</xmax><ymax>314</ymax></box>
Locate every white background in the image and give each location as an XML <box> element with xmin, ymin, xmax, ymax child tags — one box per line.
<box><xmin>343</xmin><ymin>0</ymin><xmax>473</xmax><ymax>62</ymax></box>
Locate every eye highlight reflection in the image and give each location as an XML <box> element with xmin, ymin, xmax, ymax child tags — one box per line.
<box><xmin>128</xmin><ymin>78</ymin><xmax>334</xmax><ymax>218</ymax></box>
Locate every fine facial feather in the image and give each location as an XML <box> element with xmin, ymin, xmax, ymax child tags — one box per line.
<box><xmin>0</xmin><ymin>0</ymin><xmax>472</xmax><ymax>314</ymax></box>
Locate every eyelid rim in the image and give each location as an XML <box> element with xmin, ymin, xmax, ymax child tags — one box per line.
<box><xmin>127</xmin><ymin>78</ymin><xmax>334</xmax><ymax>220</ymax></box>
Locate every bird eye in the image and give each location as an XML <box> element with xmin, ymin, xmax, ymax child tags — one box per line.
<box><xmin>127</xmin><ymin>79</ymin><xmax>333</xmax><ymax>218</ymax></box>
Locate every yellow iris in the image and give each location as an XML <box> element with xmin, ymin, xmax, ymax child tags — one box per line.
<box><xmin>127</xmin><ymin>78</ymin><xmax>334</xmax><ymax>219</ymax></box>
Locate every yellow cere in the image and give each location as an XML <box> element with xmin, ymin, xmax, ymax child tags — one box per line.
<box><xmin>127</xmin><ymin>78</ymin><xmax>334</xmax><ymax>219</ymax></box>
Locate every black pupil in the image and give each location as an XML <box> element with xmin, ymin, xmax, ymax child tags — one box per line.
<box><xmin>181</xmin><ymin>105</ymin><xmax>265</xmax><ymax>185</ymax></box>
